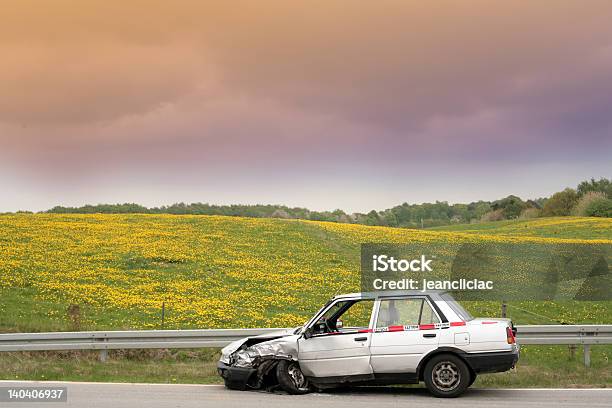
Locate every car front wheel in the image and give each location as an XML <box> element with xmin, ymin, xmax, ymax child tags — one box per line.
<box><xmin>276</xmin><ymin>360</ymin><xmax>311</xmax><ymax>395</ymax></box>
<box><xmin>423</xmin><ymin>354</ymin><xmax>470</xmax><ymax>398</ymax></box>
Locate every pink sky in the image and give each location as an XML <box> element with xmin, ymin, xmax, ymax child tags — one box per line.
<box><xmin>1</xmin><ymin>1</ymin><xmax>611</xmax><ymax>212</ymax></box>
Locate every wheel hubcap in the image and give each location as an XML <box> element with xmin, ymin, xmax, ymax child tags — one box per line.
<box><xmin>287</xmin><ymin>363</ymin><xmax>307</xmax><ymax>389</ymax></box>
<box><xmin>432</xmin><ymin>361</ymin><xmax>460</xmax><ymax>391</ymax></box>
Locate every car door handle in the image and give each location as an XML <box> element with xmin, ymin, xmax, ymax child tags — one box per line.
<box><xmin>423</xmin><ymin>333</ymin><xmax>436</xmax><ymax>338</ymax></box>
<box><xmin>354</xmin><ymin>337</ymin><xmax>368</xmax><ymax>342</ymax></box>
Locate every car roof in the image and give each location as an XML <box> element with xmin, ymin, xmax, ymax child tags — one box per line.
<box><xmin>332</xmin><ymin>290</ymin><xmax>449</xmax><ymax>300</ymax></box>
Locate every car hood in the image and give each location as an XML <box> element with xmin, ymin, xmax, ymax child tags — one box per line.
<box><xmin>220</xmin><ymin>328</ymin><xmax>298</xmax><ymax>365</ymax></box>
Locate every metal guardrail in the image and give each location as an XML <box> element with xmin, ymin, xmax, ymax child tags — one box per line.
<box><xmin>0</xmin><ymin>325</ymin><xmax>610</xmax><ymax>366</ymax></box>
<box><xmin>516</xmin><ymin>325</ymin><xmax>612</xmax><ymax>345</ymax></box>
<box><xmin>516</xmin><ymin>325</ymin><xmax>612</xmax><ymax>367</ymax></box>
<box><xmin>0</xmin><ymin>328</ymin><xmax>288</xmax><ymax>352</ymax></box>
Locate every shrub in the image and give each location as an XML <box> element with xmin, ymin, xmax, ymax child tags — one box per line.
<box><xmin>542</xmin><ymin>188</ymin><xmax>579</xmax><ymax>216</ymax></box>
<box><xmin>519</xmin><ymin>207</ymin><xmax>541</xmax><ymax>219</ymax></box>
<box><xmin>573</xmin><ymin>192</ymin><xmax>607</xmax><ymax>216</ymax></box>
<box><xmin>271</xmin><ymin>209</ymin><xmax>291</xmax><ymax>219</ymax></box>
<box><xmin>584</xmin><ymin>197</ymin><xmax>612</xmax><ymax>217</ymax></box>
<box><xmin>481</xmin><ymin>209</ymin><xmax>505</xmax><ymax>222</ymax></box>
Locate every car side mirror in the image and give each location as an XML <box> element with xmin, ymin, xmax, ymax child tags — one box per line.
<box><xmin>303</xmin><ymin>327</ymin><xmax>313</xmax><ymax>339</ymax></box>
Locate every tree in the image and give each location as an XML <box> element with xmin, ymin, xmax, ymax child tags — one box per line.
<box><xmin>471</xmin><ymin>202</ymin><xmax>492</xmax><ymax>220</ymax></box>
<box><xmin>491</xmin><ymin>195</ymin><xmax>527</xmax><ymax>219</ymax></box>
<box><xmin>364</xmin><ymin>210</ymin><xmax>381</xmax><ymax>226</ymax></box>
<box><xmin>577</xmin><ymin>178</ymin><xmax>612</xmax><ymax>198</ymax></box>
<box><xmin>380</xmin><ymin>211</ymin><xmax>399</xmax><ymax>227</ymax></box>
<box><xmin>542</xmin><ymin>188</ymin><xmax>579</xmax><ymax>216</ymax></box>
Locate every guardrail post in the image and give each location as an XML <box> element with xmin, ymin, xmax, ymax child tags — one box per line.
<box><xmin>161</xmin><ymin>301</ymin><xmax>166</xmax><ymax>330</ymax></box>
<box><xmin>568</xmin><ymin>344</ymin><xmax>576</xmax><ymax>360</ymax></box>
<box><xmin>583</xmin><ymin>345</ymin><xmax>590</xmax><ymax>368</ymax></box>
<box><xmin>98</xmin><ymin>336</ymin><xmax>108</xmax><ymax>362</ymax></box>
<box><xmin>501</xmin><ymin>301</ymin><xmax>507</xmax><ymax>318</ymax></box>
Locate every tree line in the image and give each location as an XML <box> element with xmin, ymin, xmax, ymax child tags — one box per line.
<box><xmin>45</xmin><ymin>178</ymin><xmax>612</xmax><ymax>228</ymax></box>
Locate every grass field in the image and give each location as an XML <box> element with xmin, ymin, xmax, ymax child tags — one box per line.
<box><xmin>0</xmin><ymin>214</ymin><xmax>610</xmax><ymax>386</ymax></box>
<box><xmin>1</xmin><ymin>214</ymin><xmax>610</xmax><ymax>332</ymax></box>
<box><xmin>428</xmin><ymin>217</ymin><xmax>612</xmax><ymax>240</ymax></box>
<box><xmin>1</xmin><ymin>344</ymin><xmax>610</xmax><ymax>388</ymax></box>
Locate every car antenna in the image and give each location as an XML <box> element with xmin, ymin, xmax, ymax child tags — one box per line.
<box><xmin>333</xmin><ymin>281</ymin><xmax>349</xmax><ymax>298</ymax></box>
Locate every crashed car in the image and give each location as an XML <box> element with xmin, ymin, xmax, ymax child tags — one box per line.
<box><xmin>218</xmin><ymin>291</ymin><xmax>518</xmax><ymax>398</ymax></box>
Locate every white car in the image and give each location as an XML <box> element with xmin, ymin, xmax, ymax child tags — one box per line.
<box><xmin>218</xmin><ymin>291</ymin><xmax>519</xmax><ymax>398</ymax></box>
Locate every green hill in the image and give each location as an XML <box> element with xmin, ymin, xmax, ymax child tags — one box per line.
<box><xmin>0</xmin><ymin>214</ymin><xmax>610</xmax><ymax>333</ymax></box>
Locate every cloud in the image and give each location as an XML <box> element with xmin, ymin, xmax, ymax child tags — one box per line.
<box><xmin>0</xmin><ymin>42</ymin><xmax>215</xmax><ymax>125</ymax></box>
<box><xmin>0</xmin><ymin>1</ymin><xmax>611</xmax><ymax>211</ymax></box>
<box><xmin>2</xmin><ymin>1</ymin><xmax>612</xmax><ymax>129</ymax></box>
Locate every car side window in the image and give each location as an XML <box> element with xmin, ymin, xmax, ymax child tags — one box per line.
<box><xmin>340</xmin><ymin>300</ymin><xmax>374</xmax><ymax>328</ymax></box>
<box><xmin>420</xmin><ymin>300</ymin><xmax>440</xmax><ymax>324</ymax></box>
<box><xmin>312</xmin><ymin>299</ymin><xmax>374</xmax><ymax>334</ymax></box>
<box><xmin>376</xmin><ymin>298</ymin><xmax>440</xmax><ymax>327</ymax></box>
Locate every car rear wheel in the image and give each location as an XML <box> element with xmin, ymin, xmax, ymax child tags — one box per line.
<box><xmin>423</xmin><ymin>354</ymin><xmax>470</xmax><ymax>398</ymax></box>
<box><xmin>276</xmin><ymin>360</ymin><xmax>310</xmax><ymax>394</ymax></box>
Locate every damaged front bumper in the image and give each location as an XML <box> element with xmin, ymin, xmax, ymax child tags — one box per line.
<box><xmin>217</xmin><ymin>361</ymin><xmax>257</xmax><ymax>390</ymax></box>
<box><xmin>218</xmin><ymin>331</ymin><xmax>301</xmax><ymax>390</ymax></box>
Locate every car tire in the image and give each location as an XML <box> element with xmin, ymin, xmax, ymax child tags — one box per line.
<box><xmin>423</xmin><ymin>354</ymin><xmax>470</xmax><ymax>398</ymax></box>
<box><xmin>276</xmin><ymin>360</ymin><xmax>311</xmax><ymax>395</ymax></box>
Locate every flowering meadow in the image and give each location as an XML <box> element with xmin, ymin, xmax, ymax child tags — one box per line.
<box><xmin>0</xmin><ymin>214</ymin><xmax>610</xmax><ymax>332</ymax></box>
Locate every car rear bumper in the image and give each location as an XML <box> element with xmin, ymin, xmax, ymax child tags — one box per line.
<box><xmin>217</xmin><ymin>361</ymin><xmax>256</xmax><ymax>390</ymax></box>
<box><xmin>462</xmin><ymin>348</ymin><xmax>519</xmax><ymax>374</ymax></box>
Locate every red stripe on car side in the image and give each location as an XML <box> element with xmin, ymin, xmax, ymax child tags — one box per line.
<box><xmin>370</xmin><ymin>322</ymin><xmax>468</xmax><ymax>333</ymax></box>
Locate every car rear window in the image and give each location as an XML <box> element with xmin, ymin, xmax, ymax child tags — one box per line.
<box><xmin>440</xmin><ymin>293</ymin><xmax>473</xmax><ymax>321</ymax></box>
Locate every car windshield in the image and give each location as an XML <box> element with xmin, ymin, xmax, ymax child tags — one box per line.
<box><xmin>303</xmin><ymin>298</ymin><xmax>335</xmax><ymax>329</ymax></box>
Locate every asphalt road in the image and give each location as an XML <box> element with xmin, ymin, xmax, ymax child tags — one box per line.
<box><xmin>1</xmin><ymin>381</ymin><xmax>610</xmax><ymax>408</ymax></box>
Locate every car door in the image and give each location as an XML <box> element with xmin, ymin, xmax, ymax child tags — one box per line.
<box><xmin>297</xmin><ymin>298</ymin><xmax>375</xmax><ymax>378</ymax></box>
<box><xmin>369</xmin><ymin>296</ymin><xmax>442</xmax><ymax>373</ymax></box>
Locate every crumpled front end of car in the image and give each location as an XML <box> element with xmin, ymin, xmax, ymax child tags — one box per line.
<box><xmin>218</xmin><ymin>333</ymin><xmax>299</xmax><ymax>391</ymax></box>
